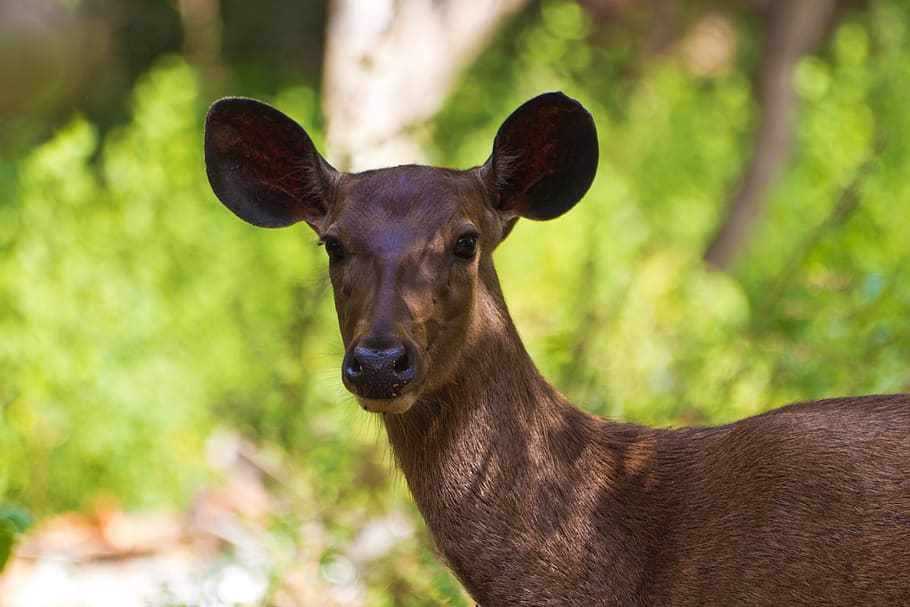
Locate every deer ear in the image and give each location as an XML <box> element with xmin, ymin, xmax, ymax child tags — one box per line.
<box><xmin>204</xmin><ymin>97</ymin><xmax>335</xmax><ymax>229</ymax></box>
<box><xmin>483</xmin><ymin>92</ymin><xmax>598</xmax><ymax>221</ymax></box>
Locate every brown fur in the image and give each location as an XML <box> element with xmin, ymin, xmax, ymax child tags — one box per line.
<box><xmin>325</xmin><ymin>167</ymin><xmax>910</xmax><ymax>603</ymax></box>
<box><xmin>385</xmin><ymin>270</ymin><xmax>910</xmax><ymax>605</ymax></box>
<box><xmin>204</xmin><ymin>94</ymin><xmax>910</xmax><ymax>606</ymax></box>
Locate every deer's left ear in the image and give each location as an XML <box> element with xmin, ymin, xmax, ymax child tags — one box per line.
<box><xmin>481</xmin><ymin>92</ymin><xmax>598</xmax><ymax>221</ymax></box>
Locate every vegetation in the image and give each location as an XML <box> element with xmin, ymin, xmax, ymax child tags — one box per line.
<box><xmin>0</xmin><ymin>507</ymin><xmax>31</xmax><ymax>572</ymax></box>
<box><xmin>0</xmin><ymin>0</ymin><xmax>908</xmax><ymax>603</ymax></box>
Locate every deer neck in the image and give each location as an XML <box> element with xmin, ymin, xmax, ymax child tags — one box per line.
<box><xmin>381</xmin><ymin>272</ymin><xmax>659</xmax><ymax>605</ymax></box>
<box><xmin>383</xmin><ymin>271</ymin><xmax>571</xmax><ymax>498</ymax></box>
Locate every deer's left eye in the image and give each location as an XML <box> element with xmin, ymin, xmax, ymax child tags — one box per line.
<box><xmin>453</xmin><ymin>232</ymin><xmax>478</xmax><ymax>259</ymax></box>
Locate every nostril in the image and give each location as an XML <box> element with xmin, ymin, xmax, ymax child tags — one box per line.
<box><xmin>393</xmin><ymin>350</ymin><xmax>409</xmax><ymax>374</ymax></box>
<box><xmin>344</xmin><ymin>352</ymin><xmax>364</xmax><ymax>382</ymax></box>
<box><xmin>393</xmin><ymin>348</ymin><xmax>416</xmax><ymax>383</ymax></box>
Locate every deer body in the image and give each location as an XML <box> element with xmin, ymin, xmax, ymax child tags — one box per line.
<box><xmin>383</xmin><ymin>263</ymin><xmax>910</xmax><ymax>606</ymax></box>
<box><xmin>204</xmin><ymin>93</ymin><xmax>910</xmax><ymax>606</ymax></box>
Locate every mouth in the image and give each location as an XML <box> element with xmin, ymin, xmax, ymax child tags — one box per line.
<box><xmin>355</xmin><ymin>393</ymin><xmax>418</xmax><ymax>414</ymax></box>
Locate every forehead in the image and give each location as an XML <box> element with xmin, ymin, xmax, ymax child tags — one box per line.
<box><xmin>329</xmin><ymin>165</ymin><xmax>486</xmax><ymax>240</ymax></box>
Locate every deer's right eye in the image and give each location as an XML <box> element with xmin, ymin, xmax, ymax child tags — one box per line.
<box><xmin>321</xmin><ymin>236</ymin><xmax>345</xmax><ymax>263</ymax></box>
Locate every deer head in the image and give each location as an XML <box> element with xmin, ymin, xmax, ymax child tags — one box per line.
<box><xmin>204</xmin><ymin>92</ymin><xmax>597</xmax><ymax>414</ymax></box>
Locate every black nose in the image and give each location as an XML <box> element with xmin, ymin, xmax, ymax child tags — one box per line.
<box><xmin>343</xmin><ymin>340</ymin><xmax>416</xmax><ymax>399</ymax></box>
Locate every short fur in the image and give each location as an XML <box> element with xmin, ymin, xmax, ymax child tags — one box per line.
<box><xmin>204</xmin><ymin>92</ymin><xmax>910</xmax><ymax>606</ymax></box>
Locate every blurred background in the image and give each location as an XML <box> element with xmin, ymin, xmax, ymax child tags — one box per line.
<box><xmin>1</xmin><ymin>0</ymin><xmax>908</xmax><ymax>605</ymax></box>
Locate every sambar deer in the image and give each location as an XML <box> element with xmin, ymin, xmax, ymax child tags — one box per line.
<box><xmin>204</xmin><ymin>92</ymin><xmax>910</xmax><ymax>606</ymax></box>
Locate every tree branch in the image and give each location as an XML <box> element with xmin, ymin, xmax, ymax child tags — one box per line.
<box><xmin>703</xmin><ymin>0</ymin><xmax>838</xmax><ymax>270</ymax></box>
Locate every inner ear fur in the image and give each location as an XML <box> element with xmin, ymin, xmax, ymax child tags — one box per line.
<box><xmin>204</xmin><ymin>97</ymin><xmax>335</xmax><ymax>229</ymax></box>
<box><xmin>483</xmin><ymin>92</ymin><xmax>598</xmax><ymax>221</ymax></box>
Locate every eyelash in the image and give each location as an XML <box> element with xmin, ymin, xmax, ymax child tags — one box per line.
<box><xmin>320</xmin><ymin>236</ymin><xmax>345</xmax><ymax>262</ymax></box>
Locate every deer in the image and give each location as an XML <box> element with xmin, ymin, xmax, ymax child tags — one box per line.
<box><xmin>204</xmin><ymin>92</ymin><xmax>910</xmax><ymax>606</ymax></box>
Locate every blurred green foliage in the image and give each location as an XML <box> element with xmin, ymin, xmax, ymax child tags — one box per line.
<box><xmin>0</xmin><ymin>507</ymin><xmax>31</xmax><ymax>572</ymax></box>
<box><xmin>1</xmin><ymin>0</ymin><xmax>909</xmax><ymax>604</ymax></box>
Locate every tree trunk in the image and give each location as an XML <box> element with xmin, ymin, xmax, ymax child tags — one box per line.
<box><xmin>703</xmin><ymin>0</ymin><xmax>838</xmax><ymax>270</ymax></box>
<box><xmin>177</xmin><ymin>0</ymin><xmax>224</xmax><ymax>89</ymax></box>
<box><xmin>322</xmin><ymin>0</ymin><xmax>528</xmax><ymax>171</ymax></box>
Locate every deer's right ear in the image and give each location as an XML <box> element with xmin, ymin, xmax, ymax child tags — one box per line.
<box><xmin>482</xmin><ymin>92</ymin><xmax>598</xmax><ymax>221</ymax></box>
<box><xmin>204</xmin><ymin>97</ymin><xmax>335</xmax><ymax>230</ymax></box>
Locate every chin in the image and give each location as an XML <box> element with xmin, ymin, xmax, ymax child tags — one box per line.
<box><xmin>356</xmin><ymin>393</ymin><xmax>418</xmax><ymax>414</ymax></box>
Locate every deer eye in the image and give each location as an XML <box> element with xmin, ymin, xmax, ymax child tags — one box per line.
<box><xmin>453</xmin><ymin>232</ymin><xmax>478</xmax><ymax>259</ymax></box>
<box><xmin>321</xmin><ymin>236</ymin><xmax>345</xmax><ymax>263</ymax></box>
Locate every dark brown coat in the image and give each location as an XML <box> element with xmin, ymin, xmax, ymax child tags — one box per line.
<box><xmin>204</xmin><ymin>92</ymin><xmax>910</xmax><ymax>606</ymax></box>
